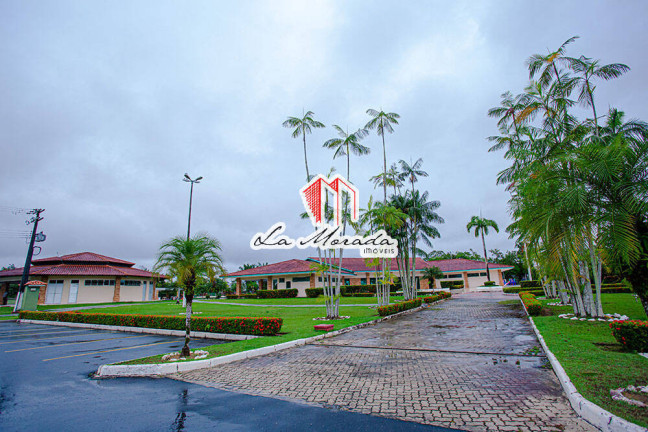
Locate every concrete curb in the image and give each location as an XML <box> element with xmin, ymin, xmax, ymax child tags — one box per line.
<box><xmin>19</xmin><ymin>319</ymin><xmax>259</xmax><ymax>341</ymax></box>
<box><xmin>519</xmin><ymin>297</ymin><xmax>647</xmax><ymax>432</ymax></box>
<box><xmin>96</xmin><ymin>297</ymin><xmax>449</xmax><ymax>378</ymax></box>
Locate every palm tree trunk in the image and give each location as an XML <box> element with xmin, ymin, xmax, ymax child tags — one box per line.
<box><xmin>182</xmin><ymin>286</ymin><xmax>193</xmax><ymax>357</ymax></box>
<box><xmin>481</xmin><ymin>231</ymin><xmax>491</xmax><ymax>282</ymax></box>
<box><xmin>381</xmin><ymin>131</ymin><xmax>387</xmax><ymax>203</ymax></box>
<box><xmin>303</xmin><ymin>129</ymin><xmax>310</xmax><ymax>181</ymax></box>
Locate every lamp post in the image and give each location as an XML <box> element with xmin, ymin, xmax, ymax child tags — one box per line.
<box><xmin>183</xmin><ymin>173</ymin><xmax>202</xmax><ymax>240</ymax></box>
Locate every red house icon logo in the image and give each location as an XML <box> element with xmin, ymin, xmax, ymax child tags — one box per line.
<box><xmin>300</xmin><ymin>174</ymin><xmax>359</xmax><ymax>227</ymax></box>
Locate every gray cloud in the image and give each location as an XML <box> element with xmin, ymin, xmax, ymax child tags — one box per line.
<box><xmin>2</xmin><ymin>1</ymin><xmax>646</xmax><ymax>272</ymax></box>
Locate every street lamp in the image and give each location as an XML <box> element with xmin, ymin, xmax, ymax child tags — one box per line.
<box><xmin>183</xmin><ymin>173</ymin><xmax>203</xmax><ymax>240</ymax></box>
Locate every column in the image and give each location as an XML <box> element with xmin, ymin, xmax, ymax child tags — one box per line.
<box><xmin>268</xmin><ymin>276</ymin><xmax>273</xmax><ymax>290</ymax></box>
<box><xmin>462</xmin><ymin>272</ymin><xmax>469</xmax><ymax>290</ymax></box>
<box><xmin>38</xmin><ymin>278</ymin><xmax>47</xmax><ymax>305</ymax></box>
<box><xmin>152</xmin><ymin>280</ymin><xmax>158</xmax><ymax>300</ymax></box>
<box><xmin>0</xmin><ymin>282</ymin><xmax>8</xmax><ymax>305</ymax></box>
<box><xmin>497</xmin><ymin>270</ymin><xmax>504</xmax><ymax>286</ymax></box>
<box><xmin>309</xmin><ymin>274</ymin><xmax>315</xmax><ymax>288</ymax></box>
<box><xmin>113</xmin><ymin>277</ymin><xmax>121</xmax><ymax>302</ymax></box>
<box><xmin>366</xmin><ymin>272</ymin><xmax>370</xmax><ymax>285</ymax></box>
<box><xmin>236</xmin><ymin>278</ymin><xmax>242</xmax><ymax>296</ymax></box>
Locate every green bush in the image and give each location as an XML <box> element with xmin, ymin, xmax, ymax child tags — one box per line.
<box><xmin>19</xmin><ymin>311</ymin><xmax>283</xmax><ymax>336</ymax></box>
<box><xmin>225</xmin><ymin>294</ymin><xmax>239</xmax><ymax>299</ymax></box>
<box><xmin>305</xmin><ymin>288</ymin><xmax>323</xmax><ymax>298</ymax></box>
<box><xmin>483</xmin><ymin>281</ymin><xmax>497</xmax><ymax>286</ymax></box>
<box><xmin>422</xmin><ymin>292</ymin><xmax>451</xmax><ymax>303</ymax></box>
<box><xmin>257</xmin><ymin>289</ymin><xmax>298</xmax><ymax>299</ymax></box>
<box><xmin>519</xmin><ymin>292</ymin><xmax>542</xmax><ymax>316</ymax></box>
<box><xmin>440</xmin><ymin>281</ymin><xmax>464</xmax><ymax>289</ymax></box>
<box><xmin>348</xmin><ymin>293</ymin><xmax>374</xmax><ymax>297</ymax></box>
<box><xmin>610</xmin><ymin>320</ymin><xmax>648</xmax><ymax>351</ymax></box>
<box><xmin>239</xmin><ymin>294</ymin><xmax>257</xmax><ymax>299</ymax></box>
<box><xmin>377</xmin><ymin>298</ymin><xmax>422</xmax><ymax>316</ymax></box>
<box><xmin>520</xmin><ymin>280</ymin><xmax>541</xmax><ymax>288</ymax></box>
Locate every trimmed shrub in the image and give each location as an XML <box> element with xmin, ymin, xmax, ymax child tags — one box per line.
<box><xmin>610</xmin><ymin>320</ymin><xmax>648</xmax><ymax>351</ymax></box>
<box><xmin>348</xmin><ymin>293</ymin><xmax>374</xmax><ymax>297</ymax></box>
<box><xmin>239</xmin><ymin>294</ymin><xmax>257</xmax><ymax>299</ymax></box>
<box><xmin>257</xmin><ymin>289</ymin><xmax>298</xmax><ymax>299</ymax></box>
<box><xmin>483</xmin><ymin>281</ymin><xmax>497</xmax><ymax>286</ymax></box>
<box><xmin>225</xmin><ymin>294</ymin><xmax>239</xmax><ymax>299</ymax></box>
<box><xmin>519</xmin><ymin>292</ymin><xmax>542</xmax><ymax>316</ymax></box>
<box><xmin>305</xmin><ymin>288</ymin><xmax>323</xmax><ymax>298</ymax></box>
<box><xmin>377</xmin><ymin>298</ymin><xmax>422</xmax><ymax>316</ymax></box>
<box><xmin>520</xmin><ymin>280</ymin><xmax>541</xmax><ymax>288</ymax></box>
<box><xmin>19</xmin><ymin>311</ymin><xmax>283</xmax><ymax>336</ymax></box>
<box><xmin>440</xmin><ymin>281</ymin><xmax>464</xmax><ymax>289</ymax></box>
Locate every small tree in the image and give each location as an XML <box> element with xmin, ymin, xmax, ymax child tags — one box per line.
<box><xmin>155</xmin><ymin>234</ymin><xmax>224</xmax><ymax>357</ymax></box>
<box><xmin>422</xmin><ymin>266</ymin><xmax>444</xmax><ymax>290</ymax></box>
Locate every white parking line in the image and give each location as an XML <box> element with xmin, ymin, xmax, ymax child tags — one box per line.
<box><xmin>6</xmin><ymin>335</ymin><xmax>149</xmax><ymax>352</ymax></box>
<box><xmin>0</xmin><ymin>332</ymin><xmax>101</xmax><ymax>345</ymax></box>
<box><xmin>0</xmin><ymin>330</ymin><xmax>88</xmax><ymax>339</ymax></box>
<box><xmin>43</xmin><ymin>341</ymin><xmax>175</xmax><ymax>361</ymax></box>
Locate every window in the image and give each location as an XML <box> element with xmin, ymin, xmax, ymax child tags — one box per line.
<box><xmin>285</xmin><ymin>281</ymin><xmax>291</xmax><ymax>288</ymax></box>
<box><xmin>318</xmin><ymin>277</ymin><xmax>322</xmax><ymax>282</ymax></box>
<box><xmin>467</xmin><ymin>273</ymin><xmax>480</xmax><ymax>278</ymax></box>
<box><xmin>279</xmin><ymin>278</ymin><xmax>285</xmax><ymax>283</ymax></box>
<box><xmin>84</xmin><ymin>279</ymin><xmax>115</xmax><ymax>286</ymax></box>
<box><xmin>293</xmin><ymin>276</ymin><xmax>310</xmax><ymax>283</ymax></box>
<box><xmin>443</xmin><ymin>274</ymin><xmax>462</xmax><ymax>279</ymax></box>
<box><xmin>370</xmin><ymin>278</ymin><xmax>376</xmax><ymax>284</ymax></box>
<box><xmin>344</xmin><ymin>279</ymin><xmax>350</xmax><ymax>285</ymax></box>
<box><xmin>480</xmin><ymin>272</ymin><xmax>487</xmax><ymax>276</ymax></box>
<box><xmin>360</xmin><ymin>280</ymin><xmax>367</xmax><ymax>285</ymax></box>
<box><xmin>122</xmin><ymin>280</ymin><xmax>142</xmax><ymax>286</ymax></box>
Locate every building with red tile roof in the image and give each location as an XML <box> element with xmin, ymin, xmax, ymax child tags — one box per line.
<box><xmin>0</xmin><ymin>252</ymin><xmax>164</xmax><ymax>306</ymax></box>
<box><xmin>224</xmin><ymin>257</ymin><xmax>513</xmax><ymax>296</ymax></box>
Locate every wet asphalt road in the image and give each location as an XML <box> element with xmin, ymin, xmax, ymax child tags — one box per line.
<box><xmin>0</xmin><ymin>322</ymin><xmax>461</xmax><ymax>432</ymax></box>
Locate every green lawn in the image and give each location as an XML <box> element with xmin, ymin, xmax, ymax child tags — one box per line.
<box><xmin>69</xmin><ymin>301</ymin><xmax>380</xmax><ymax>365</ymax></box>
<box><xmin>38</xmin><ymin>300</ymin><xmax>174</xmax><ymax>310</ymax></box>
<box><xmin>202</xmin><ymin>296</ymin><xmax>407</xmax><ymax>306</ymax></box>
<box><xmin>534</xmin><ymin>293</ymin><xmax>648</xmax><ymax>427</ymax></box>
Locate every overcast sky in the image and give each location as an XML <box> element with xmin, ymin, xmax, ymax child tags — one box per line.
<box><xmin>1</xmin><ymin>1</ymin><xmax>647</xmax><ymax>272</ymax></box>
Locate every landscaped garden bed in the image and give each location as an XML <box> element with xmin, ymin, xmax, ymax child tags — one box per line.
<box><xmin>19</xmin><ymin>310</ymin><xmax>283</xmax><ymax>336</ymax></box>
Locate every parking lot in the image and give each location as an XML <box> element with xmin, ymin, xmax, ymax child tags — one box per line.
<box><xmin>0</xmin><ymin>321</ymin><xmax>455</xmax><ymax>432</ymax></box>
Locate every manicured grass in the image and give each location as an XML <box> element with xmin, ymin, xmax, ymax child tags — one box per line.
<box><xmin>70</xmin><ymin>302</ymin><xmax>380</xmax><ymax>365</ymax></box>
<box><xmin>202</xmin><ymin>296</ymin><xmax>407</xmax><ymax>306</ymax></box>
<box><xmin>534</xmin><ymin>294</ymin><xmax>648</xmax><ymax>427</ymax></box>
<box><xmin>0</xmin><ymin>306</ymin><xmax>14</xmax><ymax>314</ymax></box>
<box><xmin>38</xmin><ymin>300</ymin><xmax>173</xmax><ymax>310</ymax></box>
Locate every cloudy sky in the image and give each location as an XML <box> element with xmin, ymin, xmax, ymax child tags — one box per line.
<box><xmin>1</xmin><ymin>1</ymin><xmax>646</xmax><ymax>272</ymax></box>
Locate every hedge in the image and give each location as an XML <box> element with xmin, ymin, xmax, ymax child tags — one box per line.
<box><xmin>610</xmin><ymin>320</ymin><xmax>648</xmax><ymax>351</ymax></box>
<box><xmin>257</xmin><ymin>289</ymin><xmax>298</xmax><ymax>299</ymax></box>
<box><xmin>422</xmin><ymin>291</ymin><xmax>452</xmax><ymax>304</ymax></box>
<box><xmin>504</xmin><ymin>285</ymin><xmax>632</xmax><ymax>295</ymax></box>
<box><xmin>440</xmin><ymin>281</ymin><xmax>464</xmax><ymax>289</ymax></box>
<box><xmin>519</xmin><ymin>292</ymin><xmax>542</xmax><ymax>316</ymax></box>
<box><xmin>377</xmin><ymin>298</ymin><xmax>422</xmax><ymax>316</ymax></box>
<box><xmin>19</xmin><ymin>311</ymin><xmax>283</xmax><ymax>336</ymax></box>
<box><xmin>483</xmin><ymin>281</ymin><xmax>497</xmax><ymax>286</ymax></box>
<box><xmin>520</xmin><ymin>280</ymin><xmax>541</xmax><ymax>288</ymax></box>
<box><xmin>305</xmin><ymin>288</ymin><xmax>323</xmax><ymax>298</ymax></box>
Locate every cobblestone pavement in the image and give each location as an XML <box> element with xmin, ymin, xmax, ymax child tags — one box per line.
<box><xmin>173</xmin><ymin>293</ymin><xmax>596</xmax><ymax>432</ymax></box>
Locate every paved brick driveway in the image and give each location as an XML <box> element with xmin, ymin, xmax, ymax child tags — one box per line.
<box><xmin>173</xmin><ymin>293</ymin><xmax>596</xmax><ymax>432</ymax></box>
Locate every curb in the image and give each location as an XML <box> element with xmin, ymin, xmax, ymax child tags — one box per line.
<box><xmin>96</xmin><ymin>297</ymin><xmax>448</xmax><ymax>378</ymax></box>
<box><xmin>19</xmin><ymin>319</ymin><xmax>259</xmax><ymax>341</ymax></box>
<box><xmin>519</xmin><ymin>297</ymin><xmax>647</xmax><ymax>432</ymax></box>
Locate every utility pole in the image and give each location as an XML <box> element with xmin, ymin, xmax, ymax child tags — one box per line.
<box><xmin>14</xmin><ymin>208</ymin><xmax>45</xmax><ymax>312</ymax></box>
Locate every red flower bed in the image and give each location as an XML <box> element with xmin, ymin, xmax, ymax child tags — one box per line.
<box><xmin>19</xmin><ymin>311</ymin><xmax>282</xmax><ymax>336</ymax></box>
<box><xmin>422</xmin><ymin>292</ymin><xmax>452</xmax><ymax>304</ymax></box>
<box><xmin>610</xmin><ymin>320</ymin><xmax>648</xmax><ymax>351</ymax></box>
<box><xmin>520</xmin><ymin>292</ymin><xmax>542</xmax><ymax>316</ymax></box>
<box><xmin>377</xmin><ymin>298</ymin><xmax>422</xmax><ymax>316</ymax></box>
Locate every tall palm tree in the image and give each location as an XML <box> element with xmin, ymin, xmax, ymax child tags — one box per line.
<box><xmin>365</xmin><ymin>109</ymin><xmax>400</xmax><ymax>203</ymax></box>
<box><xmin>282</xmin><ymin>111</ymin><xmax>326</xmax><ymax>181</ymax></box>
<box><xmin>526</xmin><ymin>36</ymin><xmax>579</xmax><ymax>88</ymax></box>
<box><xmin>399</xmin><ymin>158</ymin><xmax>428</xmax><ymax>194</ymax></box>
<box><xmin>466</xmin><ymin>216</ymin><xmax>499</xmax><ymax>282</ymax></box>
<box><xmin>323</xmin><ymin>125</ymin><xmax>370</xmax><ymax>317</ymax></box>
<box><xmin>370</xmin><ymin>163</ymin><xmax>402</xmax><ymax>196</ymax></box>
<box><xmin>566</xmin><ymin>56</ymin><xmax>630</xmax><ymax>134</ymax></box>
<box><xmin>155</xmin><ymin>234</ymin><xmax>224</xmax><ymax>356</ymax></box>
<box><xmin>322</xmin><ymin>125</ymin><xmax>370</xmax><ymax>182</ymax></box>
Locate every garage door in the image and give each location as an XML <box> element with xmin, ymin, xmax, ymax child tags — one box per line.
<box><xmin>45</xmin><ymin>280</ymin><xmax>64</xmax><ymax>304</ymax></box>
